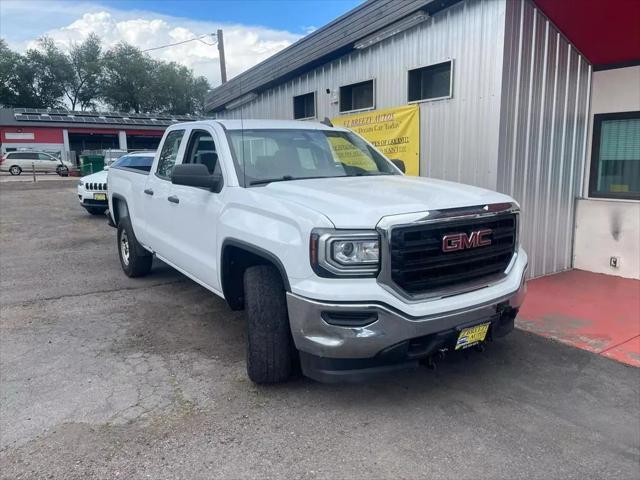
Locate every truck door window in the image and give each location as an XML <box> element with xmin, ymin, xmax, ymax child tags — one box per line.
<box><xmin>184</xmin><ymin>130</ymin><xmax>221</xmax><ymax>175</ymax></box>
<box><xmin>156</xmin><ymin>129</ymin><xmax>185</xmax><ymax>179</ymax></box>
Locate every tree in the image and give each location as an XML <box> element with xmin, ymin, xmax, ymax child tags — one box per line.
<box><xmin>145</xmin><ymin>61</ymin><xmax>210</xmax><ymax>115</ymax></box>
<box><xmin>0</xmin><ymin>38</ymin><xmax>210</xmax><ymax>114</ymax></box>
<box><xmin>24</xmin><ymin>37</ymin><xmax>72</xmax><ymax>108</ymax></box>
<box><xmin>64</xmin><ymin>34</ymin><xmax>103</xmax><ymax>111</ymax></box>
<box><xmin>0</xmin><ymin>39</ymin><xmax>41</xmax><ymax>108</ymax></box>
<box><xmin>100</xmin><ymin>43</ymin><xmax>154</xmax><ymax>113</ymax></box>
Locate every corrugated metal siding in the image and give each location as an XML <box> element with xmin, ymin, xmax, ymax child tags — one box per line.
<box><xmin>206</xmin><ymin>0</ymin><xmax>453</xmax><ymax>111</ymax></box>
<box><xmin>497</xmin><ymin>0</ymin><xmax>591</xmax><ymax>278</ymax></box>
<box><xmin>217</xmin><ymin>0</ymin><xmax>507</xmax><ymax>189</ymax></box>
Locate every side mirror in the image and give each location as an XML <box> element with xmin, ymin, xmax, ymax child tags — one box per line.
<box><xmin>172</xmin><ymin>163</ymin><xmax>221</xmax><ymax>191</ymax></box>
<box><xmin>391</xmin><ymin>159</ymin><xmax>406</xmax><ymax>173</ymax></box>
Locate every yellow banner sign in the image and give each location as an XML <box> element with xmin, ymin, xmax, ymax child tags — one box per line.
<box><xmin>332</xmin><ymin>104</ymin><xmax>420</xmax><ymax>176</ymax></box>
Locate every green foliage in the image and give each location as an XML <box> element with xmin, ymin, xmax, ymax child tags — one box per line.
<box><xmin>66</xmin><ymin>33</ymin><xmax>103</xmax><ymax>111</ymax></box>
<box><xmin>0</xmin><ymin>37</ymin><xmax>211</xmax><ymax>114</ymax></box>
<box><xmin>100</xmin><ymin>43</ymin><xmax>155</xmax><ymax>113</ymax></box>
<box><xmin>24</xmin><ymin>38</ymin><xmax>72</xmax><ymax>109</ymax></box>
<box><xmin>0</xmin><ymin>38</ymin><xmax>68</xmax><ymax>108</ymax></box>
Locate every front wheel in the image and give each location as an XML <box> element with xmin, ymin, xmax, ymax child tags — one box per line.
<box><xmin>244</xmin><ymin>265</ymin><xmax>295</xmax><ymax>384</ymax></box>
<box><xmin>56</xmin><ymin>165</ymin><xmax>69</xmax><ymax>177</ymax></box>
<box><xmin>117</xmin><ymin>216</ymin><xmax>152</xmax><ymax>277</ymax></box>
<box><xmin>9</xmin><ymin>166</ymin><xmax>21</xmax><ymax>176</ymax></box>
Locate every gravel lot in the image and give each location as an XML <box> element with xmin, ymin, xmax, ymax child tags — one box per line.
<box><xmin>1</xmin><ymin>180</ymin><xmax>639</xmax><ymax>480</ymax></box>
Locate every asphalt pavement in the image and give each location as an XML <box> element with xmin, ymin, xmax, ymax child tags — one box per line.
<box><xmin>0</xmin><ymin>180</ymin><xmax>638</xmax><ymax>480</ymax></box>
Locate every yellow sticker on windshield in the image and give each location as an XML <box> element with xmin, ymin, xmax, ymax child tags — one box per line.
<box><xmin>328</xmin><ymin>136</ymin><xmax>378</xmax><ymax>171</ymax></box>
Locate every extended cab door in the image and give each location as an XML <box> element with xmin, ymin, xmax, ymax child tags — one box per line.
<box><xmin>164</xmin><ymin>126</ymin><xmax>226</xmax><ymax>291</ymax></box>
<box><xmin>140</xmin><ymin>129</ymin><xmax>187</xmax><ymax>259</ymax></box>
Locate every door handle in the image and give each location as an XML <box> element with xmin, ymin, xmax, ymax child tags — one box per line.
<box><xmin>144</xmin><ymin>188</ymin><xmax>154</xmax><ymax>196</ymax></box>
<box><xmin>167</xmin><ymin>195</ymin><xmax>180</xmax><ymax>204</ymax></box>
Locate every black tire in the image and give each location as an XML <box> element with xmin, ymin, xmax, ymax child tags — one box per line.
<box><xmin>85</xmin><ymin>207</ymin><xmax>107</xmax><ymax>216</ymax></box>
<box><xmin>117</xmin><ymin>216</ymin><xmax>152</xmax><ymax>278</ymax></box>
<box><xmin>244</xmin><ymin>264</ymin><xmax>295</xmax><ymax>384</ymax></box>
<box><xmin>9</xmin><ymin>165</ymin><xmax>21</xmax><ymax>176</ymax></box>
<box><xmin>56</xmin><ymin>165</ymin><xmax>69</xmax><ymax>177</ymax></box>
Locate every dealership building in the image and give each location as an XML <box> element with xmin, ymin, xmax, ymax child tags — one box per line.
<box><xmin>207</xmin><ymin>0</ymin><xmax>640</xmax><ymax>280</ymax></box>
<box><xmin>0</xmin><ymin>108</ymin><xmax>202</xmax><ymax>163</ymax></box>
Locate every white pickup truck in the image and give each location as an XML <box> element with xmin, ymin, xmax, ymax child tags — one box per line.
<box><xmin>108</xmin><ymin>120</ymin><xmax>527</xmax><ymax>383</ymax></box>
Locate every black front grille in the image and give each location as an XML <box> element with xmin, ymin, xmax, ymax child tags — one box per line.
<box><xmin>86</xmin><ymin>182</ymin><xmax>106</xmax><ymax>191</ymax></box>
<box><xmin>389</xmin><ymin>213</ymin><xmax>517</xmax><ymax>295</ymax></box>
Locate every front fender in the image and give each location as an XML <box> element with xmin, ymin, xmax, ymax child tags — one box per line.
<box><xmin>217</xmin><ymin>188</ymin><xmax>334</xmax><ymax>284</ymax></box>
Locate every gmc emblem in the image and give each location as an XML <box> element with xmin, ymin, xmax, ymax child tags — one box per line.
<box><xmin>442</xmin><ymin>229</ymin><xmax>492</xmax><ymax>252</ymax></box>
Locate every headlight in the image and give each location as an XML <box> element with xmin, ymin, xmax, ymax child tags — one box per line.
<box><xmin>78</xmin><ymin>180</ymin><xmax>84</xmax><ymax>187</ymax></box>
<box><xmin>310</xmin><ymin>229</ymin><xmax>380</xmax><ymax>277</ymax></box>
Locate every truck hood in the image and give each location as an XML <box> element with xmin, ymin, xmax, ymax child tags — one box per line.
<box><xmin>81</xmin><ymin>170</ymin><xmax>108</xmax><ymax>182</ymax></box>
<box><xmin>259</xmin><ymin>175</ymin><xmax>515</xmax><ymax>228</ymax></box>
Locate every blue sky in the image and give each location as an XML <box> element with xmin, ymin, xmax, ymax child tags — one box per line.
<box><xmin>96</xmin><ymin>0</ymin><xmax>362</xmax><ymax>34</ymax></box>
<box><xmin>0</xmin><ymin>0</ymin><xmax>363</xmax><ymax>86</ymax></box>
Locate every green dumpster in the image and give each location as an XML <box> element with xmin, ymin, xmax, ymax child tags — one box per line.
<box><xmin>79</xmin><ymin>155</ymin><xmax>105</xmax><ymax>176</ymax></box>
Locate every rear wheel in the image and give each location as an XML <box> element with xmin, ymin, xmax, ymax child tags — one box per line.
<box><xmin>9</xmin><ymin>166</ymin><xmax>21</xmax><ymax>176</ymax></box>
<box><xmin>244</xmin><ymin>265</ymin><xmax>295</xmax><ymax>384</ymax></box>
<box><xmin>117</xmin><ymin>216</ymin><xmax>152</xmax><ymax>277</ymax></box>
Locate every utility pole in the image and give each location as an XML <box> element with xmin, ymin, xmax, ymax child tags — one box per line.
<box><xmin>217</xmin><ymin>29</ymin><xmax>227</xmax><ymax>84</ymax></box>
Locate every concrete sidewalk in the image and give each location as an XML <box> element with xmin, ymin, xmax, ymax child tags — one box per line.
<box><xmin>518</xmin><ymin>269</ymin><xmax>640</xmax><ymax>367</ymax></box>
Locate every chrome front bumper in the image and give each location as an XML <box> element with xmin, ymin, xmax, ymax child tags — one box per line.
<box><xmin>286</xmin><ymin>268</ymin><xmax>527</xmax><ymax>365</ymax></box>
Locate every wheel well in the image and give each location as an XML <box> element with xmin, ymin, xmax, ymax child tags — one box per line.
<box><xmin>111</xmin><ymin>197</ymin><xmax>128</xmax><ymax>225</ymax></box>
<box><xmin>221</xmin><ymin>243</ymin><xmax>289</xmax><ymax>311</ymax></box>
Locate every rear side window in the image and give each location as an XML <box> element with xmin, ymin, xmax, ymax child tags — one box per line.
<box><xmin>113</xmin><ymin>155</ymin><xmax>155</xmax><ymax>172</ymax></box>
<box><xmin>9</xmin><ymin>152</ymin><xmax>35</xmax><ymax>160</ymax></box>
<box><xmin>156</xmin><ymin>130</ymin><xmax>185</xmax><ymax>179</ymax></box>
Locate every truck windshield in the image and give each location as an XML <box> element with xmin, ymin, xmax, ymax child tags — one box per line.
<box><xmin>226</xmin><ymin>129</ymin><xmax>398</xmax><ymax>186</ymax></box>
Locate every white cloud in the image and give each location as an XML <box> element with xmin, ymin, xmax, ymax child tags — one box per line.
<box><xmin>0</xmin><ymin>1</ymin><xmax>302</xmax><ymax>88</ymax></box>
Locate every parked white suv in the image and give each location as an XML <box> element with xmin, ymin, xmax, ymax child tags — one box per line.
<box><xmin>0</xmin><ymin>151</ymin><xmax>72</xmax><ymax>176</ymax></box>
<box><xmin>108</xmin><ymin>120</ymin><xmax>528</xmax><ymax>384</ymax></box>
<box><xmin>78</xmin><ymin>151</ymin><xmax>155</xmax><ymax>215</ymax></box>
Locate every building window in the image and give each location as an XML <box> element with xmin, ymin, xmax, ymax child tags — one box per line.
<box><xmin>293</xmin><ymin>92</ymin><xmax>316</xmax><ymax>120</ymax></box>
<box><xmin>408</xmin><ymin>60</ymin><xmax>452</xmax><ymax>102</ymax></box>
<box><xmin>589</xmin><ymin>111</ymin><xmax>640</xmax><ymax>200</ymax></box>
<box><xmin>340</xmin><ymin>80</ymin><xmax>374</xmax><ymax>113</ymax></box>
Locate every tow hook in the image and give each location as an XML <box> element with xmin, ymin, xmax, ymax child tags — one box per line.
<box><xmin>421</xmin><ymin>348</ymin><xmax>448</xmax><ymax>370</ymax></box>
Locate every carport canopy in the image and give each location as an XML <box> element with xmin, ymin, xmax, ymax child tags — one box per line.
<box><xmin>534</xmin><ymin>0</ymin><xmax>640</xmax><ymax>68</ymax></box>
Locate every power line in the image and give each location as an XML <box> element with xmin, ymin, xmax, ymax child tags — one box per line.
<box><xmin>141</xmin><ymin>33</ymin><xmax>217</xmax><ymax>53</ymax></box>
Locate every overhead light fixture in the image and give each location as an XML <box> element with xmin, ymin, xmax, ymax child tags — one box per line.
<box><xmin>354</xmin><ymin>11</ymin><xmax>430</xmax><ymax>50</ymax></box>
<box><xmin>225</xmin><ymin>92</ymin><xmax>259</xmax><ymax>110</ymax></box>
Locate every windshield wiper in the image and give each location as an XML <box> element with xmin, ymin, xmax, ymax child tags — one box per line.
<box><xmin>249</xmin><ymin>175</ymin><xmax>330</xmax><ymax>186</ymax></box>
<box><xmin>353</xmin><ymin>171</ymin><xmax>394</xmax><ymax>176</ymax></box>
<box><xmin>250</xmin><ymin>176</ymin><xmax>293</xmax><ymax>186</ymax></box>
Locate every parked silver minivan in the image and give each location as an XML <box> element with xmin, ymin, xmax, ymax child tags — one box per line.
<box><xmin>0</xmin><ymin>151</ymin><xmax>73</xmax><ymax>176</ymax></box>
